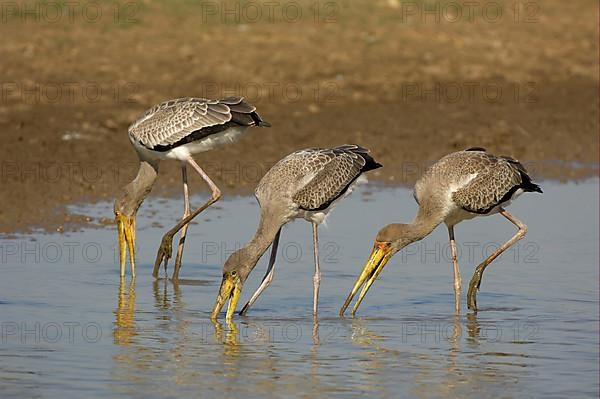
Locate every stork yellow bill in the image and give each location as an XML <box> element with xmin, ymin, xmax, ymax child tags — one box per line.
<box><xmin>116</xmin><ymin>211</ymin><xmax>136</xmax><ymax>277</ymax></box>
<box><xmin>211</xmin><ymin>272</ymin><xmax>243</xmax><ymax>321</ymax></box>
<box><xmin>339</xmin><ymin>241</ymin><xmax>393</xmax><ymax>317</ymax></box>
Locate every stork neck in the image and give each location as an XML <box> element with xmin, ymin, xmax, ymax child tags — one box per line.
<box><xmin>236</xmin><ymin>211</ymin><xmax>285</xmax><ymax>279</ymax></box>
<box><xmin>408</xmin><ymin>205</ymin><xmax>444</xmax><ymax>241</ymax></box>
<box><xmin>117</xmin><ymin>160</ymin><xmax>159</xmax><ymax>216</ymax></box>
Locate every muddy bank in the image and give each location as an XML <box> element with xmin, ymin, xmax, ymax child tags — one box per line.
<box><xmin>0</xmin><ymin>0</ymin><xmax>597</xmax><ymax>233</ymax></box>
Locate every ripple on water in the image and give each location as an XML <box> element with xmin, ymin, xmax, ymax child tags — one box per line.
<box><xmin>0</xmin><ymin>180</ymin><xmax>598</xmax><ymax>398</ymax></box>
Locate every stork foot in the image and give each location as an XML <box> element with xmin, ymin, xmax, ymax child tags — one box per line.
<box><xmin>153</xmin><ymin>233</ymin><xmax>174</xmax><ymax>278</ymax></box>
<box><xmin>467</xmin><ymin>264</ymin><xmax>485</xmax><ymax>311</ymax></box>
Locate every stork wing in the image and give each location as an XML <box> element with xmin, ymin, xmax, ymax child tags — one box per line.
<box><xmin>292</xmin><ymin>145</ymin><xmax>380</xmax><ymax>211</ymax></box>
<box><xmin>129</xmin><ymin>97</ymin><xmax>253</xmax><ymax>149</ymax></box>
<box><xmin>451</xmin><ymin>153</ymin><xmax>527</xmax><ymax>214</ymax></box>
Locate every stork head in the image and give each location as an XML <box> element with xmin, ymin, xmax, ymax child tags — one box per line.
<box><xmin>114</xmin><ymin>200</ymin><xmax>137</xmax><ymax>278</ymax></box>
<box><xmin>113</xmin><ymin>160</ymin><xmax>159</xmax><ymax>278</ymax></box>
<box><xmin>340</xmin><ymin>223</ymin><xmax>422</xmax><ymax>317</ymax></box>
<box><xmin>211</xmin><ymin>247</ymin><xmax>257</xmax><ymax>321</ymax></box>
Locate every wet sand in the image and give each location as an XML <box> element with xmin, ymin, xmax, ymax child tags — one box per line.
<box><xmin>0</xmin><ymin>0</ymin><xmax>598</xmax><ymax>234</ymax></box>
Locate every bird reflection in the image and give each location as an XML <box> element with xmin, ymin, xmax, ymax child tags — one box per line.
<box><xmin>212</xmin><ymin>319</ymin><xmax>242</xmax><ymax>361</ymax></box>
<box><xmin>152</xmin><ymin>277</ymin><xmax>193</xmax><ymax>377</ymax></box>
<box><xmin>110</xmin><ymin>274</ymin><xmax>522</xmax><ymax>397</ymax></box>
<box><xmin>349</xmin><ymin>318</ymin><xmax>397</xmax><ymax>353</ymax></box>
<box><xmin>111</xmin><ymin>278</ymin><xmax>330</xmax><ymax>396</ymax></box>
<box><xmin>439</xmin><ymin>314</ymin><xmax>462</xmax><ymax>396</ymax></box>
<box><xmin>466</xmin><ymin>312</ymin><xmax>482</xmax><ymax>344</ymax></box>
<box><xmin>448</xmin><ymin>313</ymin><xmax>462</xmax><ymax>349</ymax></box>
<box><xmin>152</xmin><ymin>277</ymin><xmax>183</xmax><ymax>312</ymax></box>
<box><xmin>345</xmin><ymin>318</ymin><xmax>397</xmax><ymax>397</ymax></box>
<box><xmin>313</xmin><ymin>319</ymin><xmax>320</xmax><ymax>345</ymax></box>
<box><xmin>346</xmin><ymin>314</ymin><xmax>517</xmax><ymax>398</ymax></box>
<box><xmin>212</xmin><ymin>319</ymin><xmax>240</xmax><ymax>345</ymax></box>
<box><xmin>114</xmin><ymin>277</ymin><xmax>137</xmax><ymax>346</ymax></box>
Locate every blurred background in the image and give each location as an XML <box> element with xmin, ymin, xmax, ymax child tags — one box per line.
<box><xmin>0</xmin><ymin>0</ymin><xmax>598</xmax><ymax>233</ymax></box>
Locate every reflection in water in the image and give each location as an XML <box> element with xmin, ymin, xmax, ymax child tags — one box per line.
<box><xmin>347</xmin><ymin>318</ymin><xmax>398</xmax><ymax>397</ymax></box>
<box><xmin>114</xmin><ymin>277</ymin><xmax>137</xmax><ymax>346</ymax></box>
<box><xmin>208</xmin><ymin>317</ymin><xmax>330</xmax><ymax>395</ymax></box>
<box><xmin>441</xmin><ymin>314</ymin><xmax>462</xmax><ymax>397</ymax></box>
<box><xmin>111</xmin><ymin>278</ymin><xmax>193</xmax><ymax>394</ymax></box>
<box><xmin>345</xmin><ymin>315</ymin><xmax>527</xmax><ymax>398</ymax></box>
<box><xmin>349</xmin><ymin>318</ymin><xmax>388</xmax><ymax>351</ymax></box>
<box><xmin>152</xmin><ymin>277</ymin><xmax>183</xmax><ymax>312</ymax></box>
<box><xmin>213</xmin><ymin>319</ymin><xmax>240</xmax><ymax>350</ymax></box>
<box><xmin>151</xmin><ymin>278</ymin><xmax>192</xmax><ymax>385</ymax></box>
<box><xmin>309</xmin><ymin>320</ymin><xmax>321</xmax><ymax>391</ymax></box>
<box><xmin>466</xmin><ymin>312</ymin><xmax>481</xmax><ymax>345</ymax></box>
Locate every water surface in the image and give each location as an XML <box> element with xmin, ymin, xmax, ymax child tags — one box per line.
<box><xmin>1</xmin><ymin>180</ymin><xmax>598</xmax><ymax>398</ymax></box>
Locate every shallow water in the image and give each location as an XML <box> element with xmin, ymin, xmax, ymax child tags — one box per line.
<box><xmin>1</xmin><ymin>180</ymin><xmax>598</xmax><ymax>398</ymax></box>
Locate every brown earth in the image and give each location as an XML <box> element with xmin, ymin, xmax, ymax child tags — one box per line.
<box><xmin>0</xmin><ymin>0</ymin><xmax>598</xmax><ymax>234</ymax></box>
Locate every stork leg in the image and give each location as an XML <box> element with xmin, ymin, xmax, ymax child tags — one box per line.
<box><xmin>172</xmin><ymin>165</ymin><xmax>191</xmax><ymax>281</ymax></box>
<box><xmin>447</xmin><ymin>225</ymin><xmax>461</xmax><ymax>313</ymax></box>
<box><xmin>239</xmin><ymin>228</ymin><xmax>282</xmax><ymax>315</ymax></box>
<box><xmin>152</xmin><ymin>157</ymin><xmax>222</xmax><ymax>279</ymax></box>
<box><xmin>467</xmin><ymin>209</ymin><xmax>528</xmax><ymax>311</ymax></box>
<box><xmin>312</xmin><ymin>222</ymin><xmax>321</xmax><ymax>320</ymax></box>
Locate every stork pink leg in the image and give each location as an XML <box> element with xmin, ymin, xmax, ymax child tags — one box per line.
<box><xmin>467</xmin><ymin>209</ymin><xmax>528</xmax><ymax>311</ymax></box>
